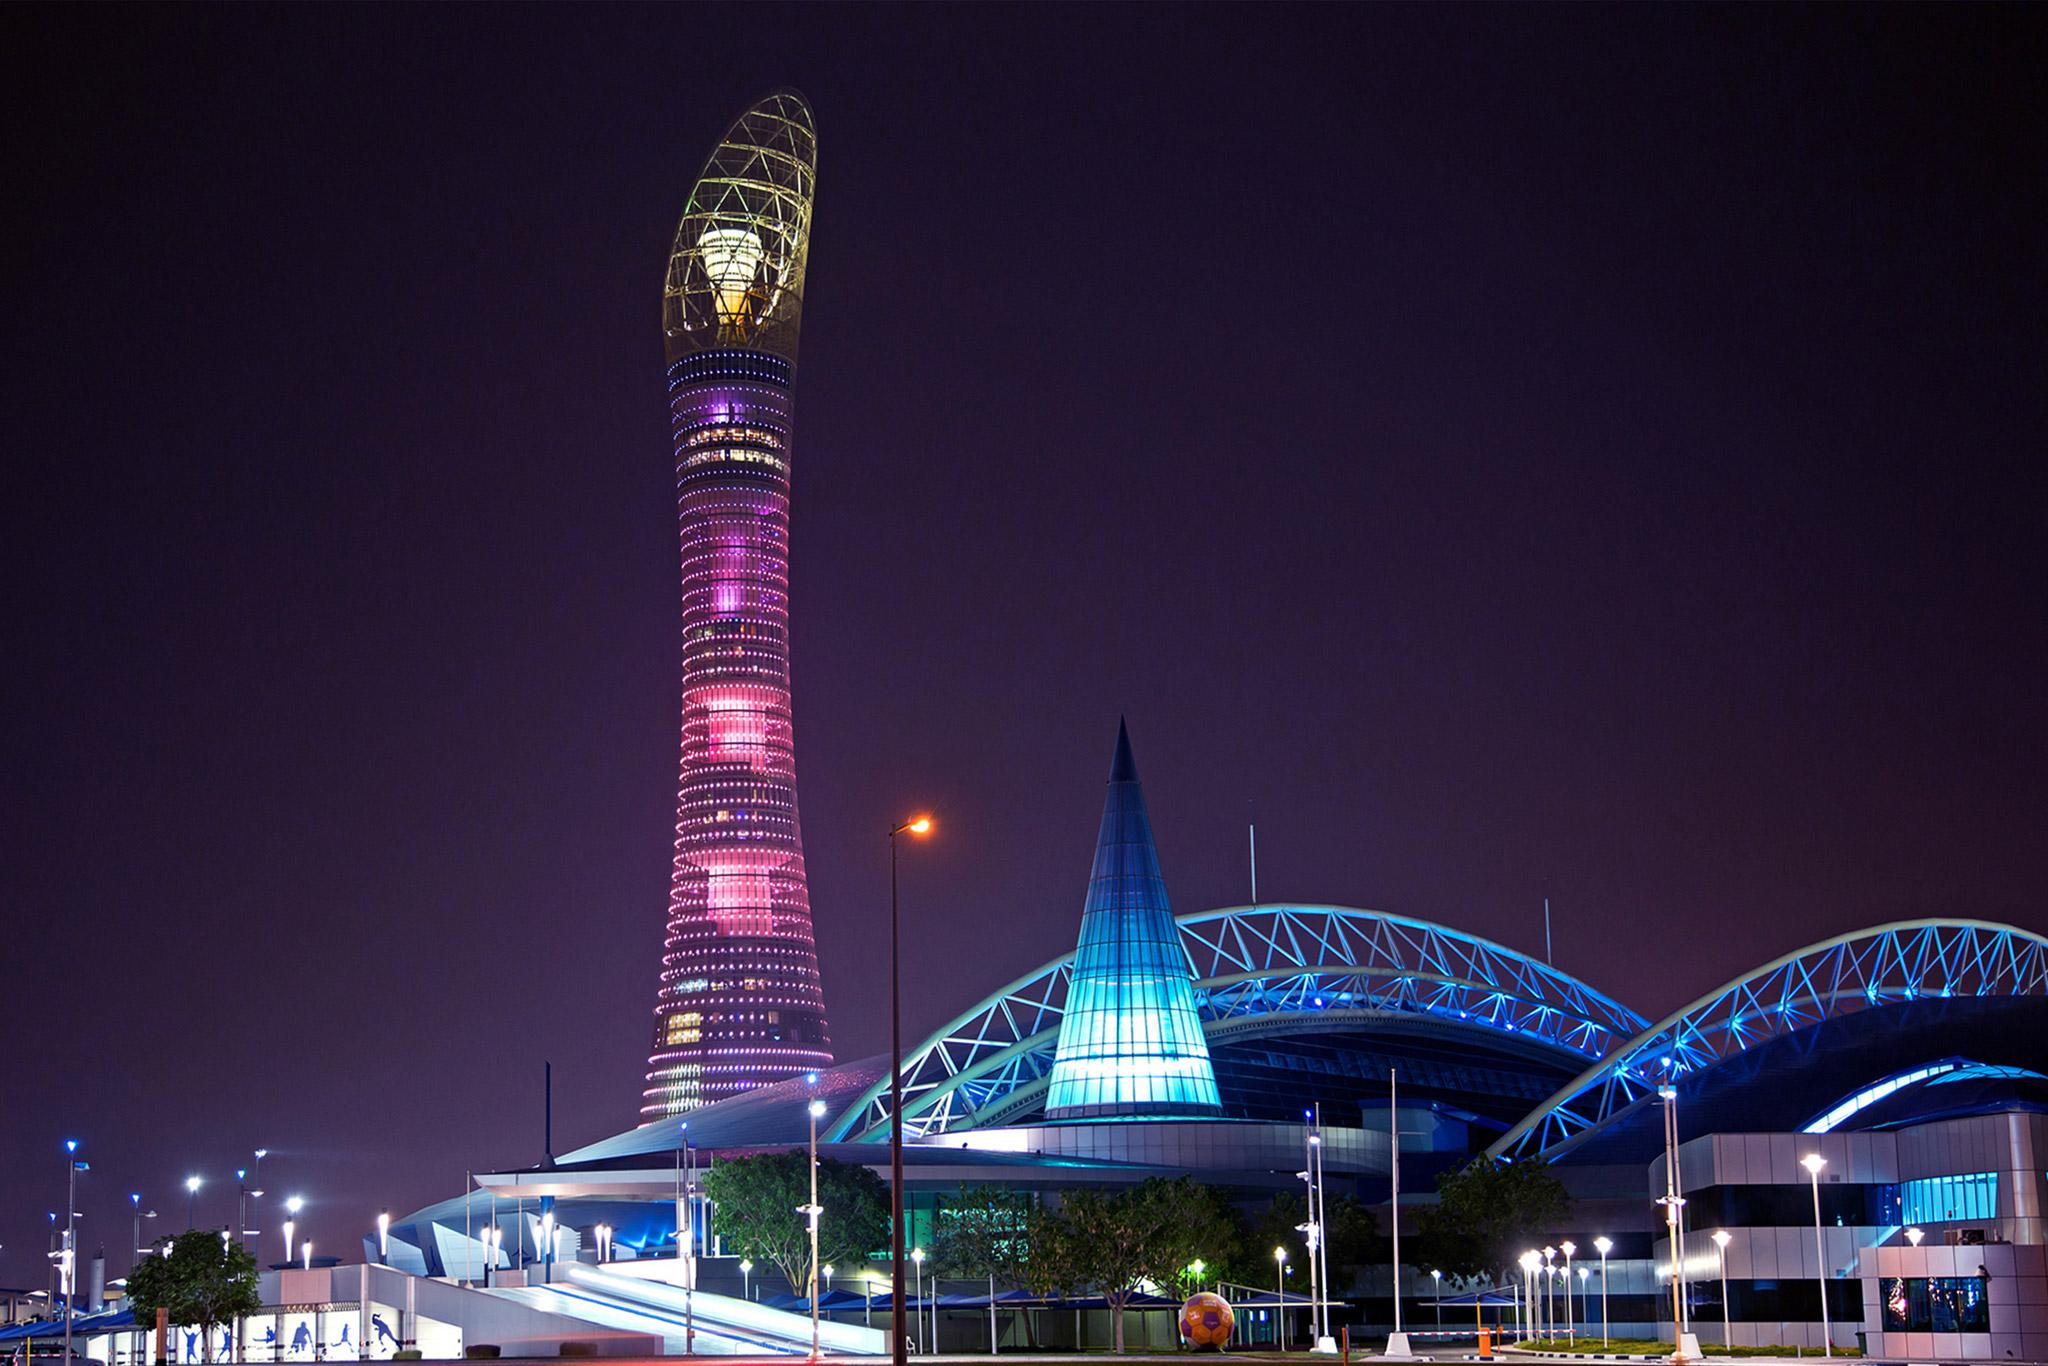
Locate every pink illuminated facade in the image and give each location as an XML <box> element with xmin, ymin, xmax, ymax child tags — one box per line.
<box><xmin>644</xmin><ymin>93</ymin><xmax>827</xmax><ymax>1117</ymax></box>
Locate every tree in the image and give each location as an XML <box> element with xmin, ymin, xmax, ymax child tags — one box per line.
<box><xmin>1411</xmin><ymin>1158</ymin><xmax>1572</xmax><ymax>1285</ymax></box>
<box><xmin>1058</xmin><ymin>1178</ymin><xmax>1240</xmax><ymax>1353</ymax></box>
<box><xmin>933</xmin><ymin>1185</ymin><xmax>1039</xmax><ymax>1345</ymax></box>
<box><xmin>1018</xmin><ymin>1205</ymin><xmax>1086</xmax><ymax>1302</ymax></box>
<box><xmin>1234</xmin><ymin>1189</ymin><xmax>1377</xmax><ymax>1290</ymax></box>
<box><xmin>702</xmin><ymin>1150</ymin><xmax>887</xmax><ymax>1297</ymax></box>
<box><xmin>125</xmin><ymin>1231</ymin><xmax>260</xmax><ymax>1363</ymax></box>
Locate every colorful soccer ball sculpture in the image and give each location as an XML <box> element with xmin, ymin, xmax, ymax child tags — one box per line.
<box><xmin>1179</xmin><ymin>1292</ymin><xmax>1235</xmax><ymax>1350</ymax></box>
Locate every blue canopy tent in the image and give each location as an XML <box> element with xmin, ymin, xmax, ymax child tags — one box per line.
<box><xmin>0</xmin><ymin>1309</ymin><xmax>138</xmax><ymax>1340</ymax></box>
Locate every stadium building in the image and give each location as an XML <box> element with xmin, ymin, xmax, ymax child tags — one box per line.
<box><xmin>350</xmin><ymin>721</ymin><xmax>2048</xmax><ymax>1360</ymax></box>
<box><xmin>45</xmin><ymin>91</ymin><xmax>2046</xmax><ymax>1366</ymax></box>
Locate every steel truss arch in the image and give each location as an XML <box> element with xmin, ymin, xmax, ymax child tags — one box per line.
<box><xmin>827</xmin><ymin>903</ymin><xmax>1648</xmax><ymax>1144</ymax></box>
<box><xmin>1487</xmin><ymin>918</ymin><xmax>2048</xmax><ymax>1165</ymax></box>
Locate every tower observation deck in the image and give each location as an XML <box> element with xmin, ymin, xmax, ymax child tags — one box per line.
<box><xmin>644</xmin><ymin>91</ymin><xmax>825</xmax><ymax>1118</ymax></box>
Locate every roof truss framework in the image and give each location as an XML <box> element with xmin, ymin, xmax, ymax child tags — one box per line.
<box><xmin>662</xmin><ymin>90</ymin><xmax>817</xmax><ymax>366</ymax></box>
<box><xmin>1487</xmin><ymin>919</ymin><xmax>2048</xmax><ymax>1164</ymax></box>
<box><xmin>827</xmin><ymin>904</ymin><xmax>1648</xmax><ymax>1144</ymax></box>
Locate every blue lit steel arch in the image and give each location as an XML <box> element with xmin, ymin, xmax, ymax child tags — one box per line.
<box><xmin>1487</xmin><ymin>919</ymin><xmax>2048</xmax><ymax>1164</ymax></box>
<box><xmin>826</xmin><ymin>904</ymin><xmax>1648</xmax><ymax>1143</ymax></box>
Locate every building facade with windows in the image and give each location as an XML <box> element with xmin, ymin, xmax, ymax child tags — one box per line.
<box><xmin>642</xmin><ymin>91</ymin><xmax>831</xmax><ymax>1118</ymax></box>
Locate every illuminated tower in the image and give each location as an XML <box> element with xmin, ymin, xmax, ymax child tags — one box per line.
<box><xmin>1045</xmin><ymin>721</ymin><xmax>1222</xmax><ymax>1119</ymax></box>
<box><xmin>643</xmin><ymin>91</ymin><xmax>825</xmax><ymax>1117</ymax></box>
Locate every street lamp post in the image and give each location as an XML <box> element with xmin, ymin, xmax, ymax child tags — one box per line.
<box><xmin>1801</xmin><ymin>1154</ymin><xmax>1831</xmax><ymax>1358</ymax></box>
<box><xmin>249</xmin><ymin>1149</ymin><xmax>268</xmax><ymax>1270</ymax></box>
<box><xmin>888</xmin><ymin>814</ymin><xmax>932</xmax><ymax>1366</ymax></box>
<box><xmin>132</xmin><ymin>1194</ymin><xmax>159</xmax><ymax>1270</ymax></box>
<box><xmin>804</xmin><ymin>1094</ymin><xmax>827</xmax><ymax>1359</ymax></box>
<box><xmin>64</xmin><ymin>1141</ymin><xmax>85</xmax><ymax>1366</ymax></box>
<box><xmin>302</xmin><ymin>1242</ymin><xmax>312</xmax><ymax>1272</ymax></box>
<box><xmin>1593</xmin><ymin>1237</ymin><xmax>1611</xmax><ymax>1348</ymax></box>
<box><xmin>909</xmin><ymin>1250</ymin><xmax>922</xmax><ymax>1352</ymax></box>
<box><xmin>1431</xmin><ymin>1268</ymin><xmax>1442</xmax><ymax>1331</ymax></box>
<box><xmin>1560</xmin><ymin>1241</ymin><xmax>1576</xmax><ymax>1343</ymax></box>
<box><xmin>1274</xmin><ymin>1247</ymin><xmax>1288</xmax><ymax>1351</ymax></box>
<box><xmin>1519</xmin><ymin>1252</ymin><xmax>1541</xmax><ymax>1342</ymax></box>
<box><xmin>377</xmin><ymin>1212</ymin><xmax>391</xmax><ymax>1264</ymax></box>
<box><xmin>283</xmin><ymin>1196</ymin><xmax>303</xmax><ymax>1270</ymax></box>
<box><xmin>1657</xmin><ymin>1085</ymin><xmax>1688</xmax><ymax>1357</ymax></box>
<box><xmin>1711</xmin><ymin>1230</ymin><xmax>1731</xmax><ymax>1349</ymax></box>
<box><xmin>186</xmin><ymin>1176</ymin><xmax>203</xmax><ymax>1230</ymax></box>
<box><xmin>1541</xmin><ymin>1247</ymin><xmax>1555</xmax><ymax>1341</ymax></box>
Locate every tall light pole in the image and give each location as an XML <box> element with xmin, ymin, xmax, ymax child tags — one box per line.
<box><xmin>805</xmin><ymin>1094</ymin><xmax>827</xmax><ymax>1360</ymax></box>
<box><xmin>1541</xmin><ymin>1247</ymin><xmax>1555</xmax><ymax>1341</ymax></box>
<box><xmin>1560</xmin><ymin>1241</ymin><xmax>1576</xmax><ymax>1343</ymax></box>
<box><xmin>909</xmin><ymin>1250</ymin><xmax>922</xmax><ymax>1351</ymax></box>
<box><xmin>1313</xmin><ymin>1107</ymin><xmax>1333</xmax><ymax>1349</ymax></box>
<box><xmin>283</xmin><ymin>1196</ymin><xmax>303</xmax><ymax>1270</ymax></box>
<box><xmin>64</xmin><ymin>1141</ymin><xmax>85</xmax><ymax>1366</ymax></box>
<box><xmin>185</xmin><ymin>1175</ymin><xmax>203</xmax><ymax>1230</ymax></box>
<box><xmin>132</xmin><ymin>1194</ymin><xmax>160</xmax><ymax>1271</ymax></box>
<box><xmin>1274</xmin><ymin>1247</ymin><xmax>1288</xmax><ymax>1351</ymax></box>
<box><xmin>249</xmin><ymin>1148</ymin><xmax>267</xmax><ymax>1269</ymax></box>
<box><xmin>1518</xmin><ymin>1252</ymin><xmax>1541</xmax><ymax>1342</ymax></box>
<box><xmin>888</xmin><ymin>814</ymin><xmax>932</xmax><ymax>1366</ymax></box>
<box><xmin>1294</xmin><ymin>1151</ymin><xmax>1321</xmax><ymax>1347</ymax></box>
<box><xmin>1593</xmin><ymin>1237</ymin><xmax>1611</xmax><ymax>1348</ymax></box>
<box><xmin>1657</xmin><ymin>1085</ymin><xmax>1687</xmax><ymax>1356</ymax></box>
<box><xmin>1711</xmin><ymin>1230</ymin><xmax>1731</xmax><ymax>1349</ymax></box>
<box><xmin>377</xmin><ymin>1212</ymin><xmax>391</xmax><ymax>1263</ymax></box>
<box><xmin>1431</xmin><ymin>1268</ymin><xmax>1442</xmax><ymax>1331</ymax></box>
<box><xmin>1801</xmin><ymin>1154</ymin><xmax>1831</xmax><ymax>1358</ymax></box>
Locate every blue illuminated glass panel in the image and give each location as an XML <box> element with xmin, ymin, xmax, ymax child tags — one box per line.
<box><xmin>1045</xmin><ymin>722</ymin><xmax>1221</xmax><ymax>1119</ymax></box>
<box><xmin>1898</xmin><ymin>1172</ymin><xmax>1997</xmax><ymax>1225</ymax></box>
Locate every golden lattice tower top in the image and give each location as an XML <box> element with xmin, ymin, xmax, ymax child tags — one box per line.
<box><xmin>662</xmin><ymin>90</ymin><xmax>818</xmax><ymax>367</ymax></box>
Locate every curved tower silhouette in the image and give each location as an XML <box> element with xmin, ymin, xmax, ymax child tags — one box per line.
<box><xmin>643</xmin><ymin>91</ymin><xmax>826</xmax><ymax>1117</ymax></box>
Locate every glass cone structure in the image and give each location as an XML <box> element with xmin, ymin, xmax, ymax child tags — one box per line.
<box><xmin>1044</xmin><ymin>720</ymin><xmax>1222</xmax><ymax>1119</ymax></box>
<box><xmin>643</xmin><ymin>91</ymin><xmax>828</xmax><ymax>1118</ymax></box>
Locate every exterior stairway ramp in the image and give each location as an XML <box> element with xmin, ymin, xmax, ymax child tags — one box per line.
<box><xmin>488</xmin><ymin>1264</ymin><xmax>888</xmax><ymax>1356</ymax></box>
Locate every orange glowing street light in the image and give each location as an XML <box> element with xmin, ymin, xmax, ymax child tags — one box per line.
<box><xmin>888</xmin><ymin>811</ymin><xmax>934</xmax><ymax>1366</ymax></box>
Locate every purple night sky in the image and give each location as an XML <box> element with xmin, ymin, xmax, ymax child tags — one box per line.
<box><xmin>3</xmin><ymin>4</ymin><xmax>2044</xmax><ymax>1282</ymax></box>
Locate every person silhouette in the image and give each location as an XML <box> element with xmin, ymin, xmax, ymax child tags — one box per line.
<box><xmin>370</xmin><ymin>1317</ymin><xmax>399</xmax><ymax>1350</ymax></box>
<box><xmin>184</xmin><ymin>1330</ymin><xmax>200</xmax><ymax>1361</ymax></box>
<box><xmin>291</xmin><ymin>1322</ymin><xmax>313</xmax><ymax>1355</ymax></box>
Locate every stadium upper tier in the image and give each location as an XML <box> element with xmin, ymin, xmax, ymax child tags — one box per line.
<box><xmin>546</xmin><ymin>910</ymin><xmax>2048</xmax><ymax>1183</ymax></box>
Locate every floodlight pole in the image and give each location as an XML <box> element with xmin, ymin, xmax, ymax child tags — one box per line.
<box><xmin>887</xmin><ymin>817</ymin><xmax>930</xmax><ymax>1366</ymax></box>
<box><xmin>1803</xmin><ymin>1155</ymin><xmax>1831</xmax><ymax>1358</ymax></box>
<box><xmin>1660</xmin><ymin>1087</ymin><xmax>1685</xmax><ymax>1356</ymax></box>
<box><xmin>64</xmin><ymin>1144</ymin><xmax>82</xmax><ymax>1366</ymax></box>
